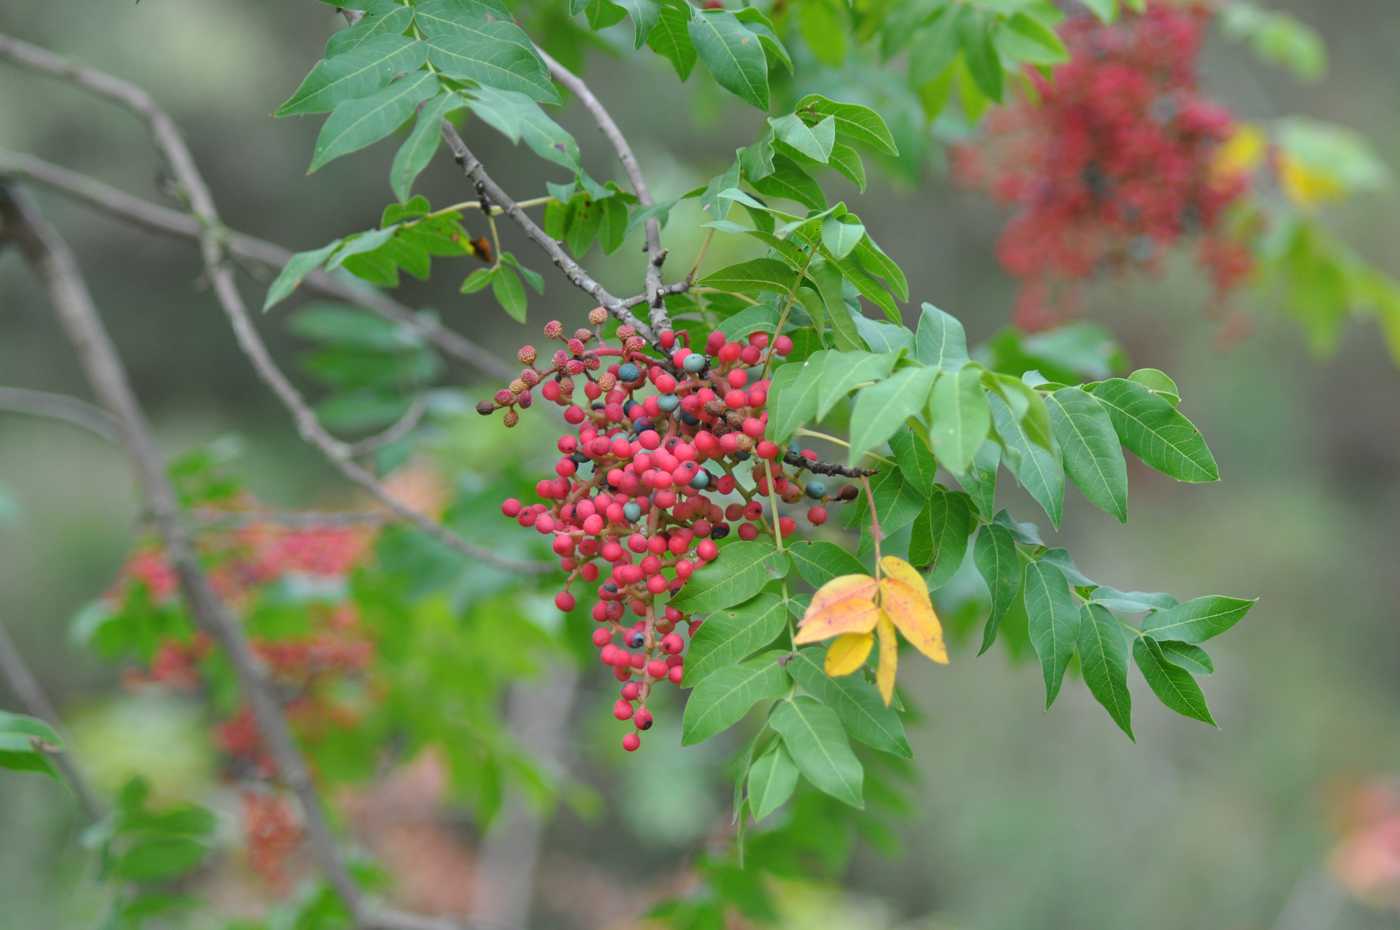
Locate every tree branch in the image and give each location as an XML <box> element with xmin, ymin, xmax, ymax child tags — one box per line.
<box><xmin>0</xmin><ymin>148</ymin><xmax>514</xmax><ymax>380</ymax></box>
<box><xmin>536</xmin><ymin>47</ymin><xmax>671</xmax><ymax>331</ymax></box>
<box><xmin>0</xmin><ymin>182</ymin><xmax>369</xmax><ymax>922</ymax></box>
<box><xmin>438</xmin><ymin>122</ymin><xmax>657</xmax><ymax>341</ymax></box>
<box><xmin>0</xmin><ymin>613</ymin><xmax>104</xmax><ymax>821</ymax></box>
<box><xmin>0</xmin><ymin>33</ymin><xmax>547</xmax><ymax>575</ymax></box>
<box><xmin>0</xmin><ymin>385</ymin><xmax>119</xmax><ymax>442</ymax></box>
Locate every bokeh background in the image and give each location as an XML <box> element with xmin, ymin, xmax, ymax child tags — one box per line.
<box><xmin>2</xmin><ymin>2</ymin><xmax>1399</xmax><ymax>929</ymax></box>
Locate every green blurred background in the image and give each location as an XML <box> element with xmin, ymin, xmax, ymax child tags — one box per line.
<box><xmin>2</xmin><ymin>2</ymin><xmax>1399</xmax><ymax>929</ymax></box>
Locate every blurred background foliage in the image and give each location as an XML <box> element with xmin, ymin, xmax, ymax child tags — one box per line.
<box><xmin>1</xmin><ymin>1</ymin><xmax>1399</xmax><ymax>929</ymax></box>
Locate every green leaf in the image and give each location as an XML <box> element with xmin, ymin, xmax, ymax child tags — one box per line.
<box><xmin>958</xmin><ymin>9</ymin><xmax>1004</xmax><ymax>102</ymax></box>
<box><xmin>264</xmin><ymin>240</ymin><xmax>342</xmax><ymax>310</ymax></box>
<box><xmin>670</xmin><ymin>541</ymin><xmax>789</xmax><ymax>612</ymax></box>
<box><xmin>1077</xmin><ymin>604</ymin><xmax>1134</xmax><ymax>739</ymax></box>
<box><xmin>310</xmin><ymin>72</ymin><xmax>439</xmax><ymax>172</ymax></box>
<box><xmin>913</xmin><ymin>303</ymin><xmax>969</xmax><ymax>370</ymax></box>
<box><xmin>466</xmin><ymin>85</ymin><xmax>581</xmax><ymax>173</ymax></box>
<box><xmin>847</xmin><ymin>366</ymin><xmax>938</xmax><ymax>466</ymax></box>
<box><xmin>277</xmin><ymin>34</ymin><xmax>425</xmax><ymax>117</ymax></box>
<box><xmin>716</xmin><ymin>301</ymin><xmax>781</xmax><ymax>340</ymax></box>
<box><xmin>787</xmin><ymin>540</ymin><xmax>866</xmax><ymax>589</ymax></box>
<box><xmin>701</xmin><ymin>258</ymin><xmax>800</xmax><ymax>296</ymax></box>
<box><xmin>615</xmin><ymin>0</ymin><xmax>660</xmax><ymax>47</ymax></box>
<box><xmin>490</xmin><ymin>264</ymin><xmax>527</xmax><ymax>322</ymax></box>
<box><xmin>648</xmin><ymin>0</ymin><xmax>697</xmax><ymax>80</ymax></box>
<box><xmin>797</xmin><ymin>0</ymin><xmax>848</xmax><ymax>67</ymax></box>
<box><xmin>1141</xmin><ymin>596</ymin><xmax>1256</xmax><ymax>644</ymax></box>
<box><xmin>111</xmin><ymin>837</ymin><xmax>208</xmax><ymax>881</ymax></box>
<box><xmin>460</xmin><ymin>265</ymin><xmax>496</xmax><ymax>294</ymax></box>
<box><xmin>681</xmin><ymin>653</ymin><xmax>789</xmax><ymax>745</ymax></box>
<box><xmin>787</xmin><ymin>650</ymin><xmax>911</xmax><ymax>758</ymax></box>
<box><xmin>389</xmin><ymin>92</ymin><xmax>463</xmax><ymax>201</ymax></box>
<box><xmin>828</xmin><ymin>142</ymin><xmax>867</xmax><ymax>191</ymax></box>
<box><xmin>988</xmin><ymin>392</ymin><xmax>1064</xmax><ymax>528</ymax></box>
<box><xmin>1000</xmin><ymin>12</ymin><xmax>1070</xmax><ymax>66</ymax></box>
<box><xmin>928</xmin><ymin>365</ymin><xmax>990</xmax><ymax>476</ymax></box>
<box><xmin>769</xmin><ymin>696</ymin><xmax>864</xmax><ymax>808</ymax></box>
<box><xmin>1089</xmin><ymin>586</ymin><xmax>1178</xmax><ymax>614</ymax></box>
<box><xmin>1046</xmin><ymin>387</ymin><xmax>1128</xmax><ymax>522</ymax></box>
<box><xmin>908</xmin><ymin>486</ymin><xmax>975</xmax><ymax>589</ymax></box>
<box><xmin>888</xmin><ymin>426</ymin><xmax>937</xmax><ymax>494</ymax></box>
<box><xmin>325</xmin><ymin>2</ymin><xmax>416</xmax><ymax>56</ymax></box>
<box><xmin>1023</xmin><ymin>560</ymin><xmax>1081</xmax><ymax>708</ymax></box>
<box><xmin>820</xmin><ymin>216</ymin><xmax>864</xmax><ymax>260</ymax></box>
<box><xmin>0</xmin><ymin>711</ymin><xmax>62</xmax><ymax>748</ymax></box>
<box><xmin>1133</xmin><ymin>636</ymin><xmax>1216</xmax><ymax>726</ymax></box>
<box><xmin>962</xmin><ymin>440</ymin><xmax>1000</xmax><ymax>518</ymax></box>
<box><xmin>1160</xmin><ymin>641</ymin><xmax>1215</xmax><ymax>675</ymax></box>
<box><xmin>1127</xmin><ymin>367</ymin><xmax>1180</xmax><ymax>405</ymax></box>
<box><xmin>684</xmin><ymin>593</ymin><xmax>788</xmax><ymax>687</ymax></box>
<box><xmin>812</xmin><ymin>348</ymin><xmax>896</xmax><ymax>414</ymax></box>
<box><xmin>1088</xmin><ymin>378</ymin><xmax>1219</xmax><ymax>483</ymax></box>
<box><xmin>751</xmin><ymin>156</ymin><xmax>826</xmax><ymax>211</ymax></box>
<box><xmin>973</xmin><ymin>522</ymin><xmax>1020</xmax><ymax>655</ymax></box>
<box><xmin>747</xmin><ymin>745</ymin><xmax>799</xmax><ymax>820</ymax></box>
<box><xmin>765</xmin><ymin>351</ymin><xmax>827</xmax><ymax>443</ymax></box>
<box><xmin>854</xmin><ymin>316</ymin><xmax>913</xmax><ymax>354</ymax></box>
<box><xmin>794</xmin><ymin>93</ymin><xmax>899</xmax><ymax>156</ymax></box>
<box><xmin>770</xmin><ymin>113</ymin><xmax>835</xmax><ymax>163</ymax></box>
<box><xmin>689</xmin><ymin>10</ymin><xmax>770</xmax><ymax>110</ymax></box>
<box><xmin>417</xmin><ymin>15</ymin><xmax>558</xmax><ymax>103</ymax></box>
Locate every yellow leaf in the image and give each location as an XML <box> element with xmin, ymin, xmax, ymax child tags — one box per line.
<box><xmin>1212</xmin><ymin>124</ymin><xmax>1266</xmax><ymax>180</ymax></box>
<box><xmin>1279</xmin><ymin>152</ymin><xmax>1345</xmax><ymax>209</ymax></box>
<box><xmin>876</xmin><ymin>611</ymin><xmax>898</xmax><ymax>706</ymax></box>
<box><xmin>824</xmin><ymin>632</ymin><xmax>874</xmax><ymax>676</ymax></box>
<box><xmin>794</xmin><ymin>574</ymin><xmax>880</xmax><ymax>644</ymax></box>
<box><xmin>878</xmin><ymin>556</ymin><xmax>948</xmax><ymax>664</ymax></box>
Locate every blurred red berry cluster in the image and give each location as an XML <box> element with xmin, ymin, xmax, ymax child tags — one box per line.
<box><xmin>953</xmin><ymin>1</ymin><xmax>1254</xmax><ymax>329</ymax></box>
<box><xmin>111</xmin><ymin>509</ymin><xmax>377</xmax><ymax>888</ymax></box>
<box><xmin>486</xmin><ymin>314</ymin><xmax>858</xmax><ymax>751</ymax></box>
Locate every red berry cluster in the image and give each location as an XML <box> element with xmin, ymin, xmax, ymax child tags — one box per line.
<box><xmin>486</xmin><ymin>314</ymin><xmax>860</xmax><ymax>751</ymax></box>
<box><xmin>953</xmin><ymin>1</ymin><xmax>1253</xmax><ymax>329</ymax></box>
<box><xmin>112</xmin><ymin>509</ymin><xmax>376</xmax><ymax>886</ymax></box>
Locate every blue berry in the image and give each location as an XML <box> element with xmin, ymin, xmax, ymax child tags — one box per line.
<box><xmin>683</xmin><ymin>353</ymin><xmax>706</xmax><ymax>373</ymax></box>
<box><xmin>691</xmin><ymin>470</ymin><xmax>711</xmax><ymax>490</ymax></box>
<box><xmin>617</xmin><ymin>362</ymin><xmax>640</xmax><ymax>382</ymax></box>
<box><xmin>623</xmin><ymin>502</ymin><xmax>642</xmax><ymax>522</ymax></box>
<box><xmin>657</xmin><ymin>394</ymin><xmax>680</xmax><ymax>412</ymax></box>
<box><xmin>804</xmin><ymin>480</ymin><xmax>827</xmax><ymax>499</ymax></box>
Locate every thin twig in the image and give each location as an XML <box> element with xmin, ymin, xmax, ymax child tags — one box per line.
<box><xmin>438</xmin><ymin>122</ymin><xmax>656</xmax><ymax>341</ymax></box>
<box><xmin>0</xmin><ymin>614</ymin><xmax>104</xmax><ymax>820</ymax></box>
<box><xmin>0</xmin><ymin>385</ymin><xmax>118</xmax><ymax>442</ymax></box>
<box><xmin>0</xmin><ymin>34</ymin><xmax>546</xmax><ymax>576</ymax></box>
<box><xmin>536</xmin><ymin>47</ymin><xmax>671</xmax><ymax>331</ymax></box>
<box><xmin>620</xmin><ymin>279</ymin><xmax>690</xmax><ymax>309</ymax></box>
<box><xmin>0</xmin><ymin>149</ymin><xmax>514</xmax><ymax>380</ymax></box>
<box><xmin>348</xmin><ymin>395</ymin><xmax>427</xmax><ymax>457</ymax></box>
<box><xmin>190</xmin><ymin>508</ymin><xmax>392</xmax><ymax>530</ymax></box>
<box><xmin>0</xmin><ymin>183</ymin><xmax>368</xmax><ymax>921</ymax></box>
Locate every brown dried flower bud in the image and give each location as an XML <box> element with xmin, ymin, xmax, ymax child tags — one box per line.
<box><xmin>502</xmin><ymin>410</ymin><xmax>519</xmax><ymax>428</ymax></box>
<box><xmin>517</xmin><ymin>344</ymin><xmax>537</xmax><ymax>366</ymax></box>
<box><xmin>588</xmin><ymin>307</ymin><xmax>609</xmax><ymax>326</ymax></box>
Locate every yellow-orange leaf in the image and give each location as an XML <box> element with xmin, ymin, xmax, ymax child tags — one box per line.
<box><xmin>794</xmin><ymin>574</ymin><xmax>880</xmax><ymax>644</ymax></box>
<box><xmin>824</xmin><ymin>632</ymin><xmax>873</xmax><ymax>676</ymax></box>
<box><xmin>876</xmin><ymin>611</ymin><xmax>898</xmax><ymax>706</ymax></box>
<box><xmin>878</xmin><ymin>555</ymin><xmax>948</xmax><ymax>664</ymax></box>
